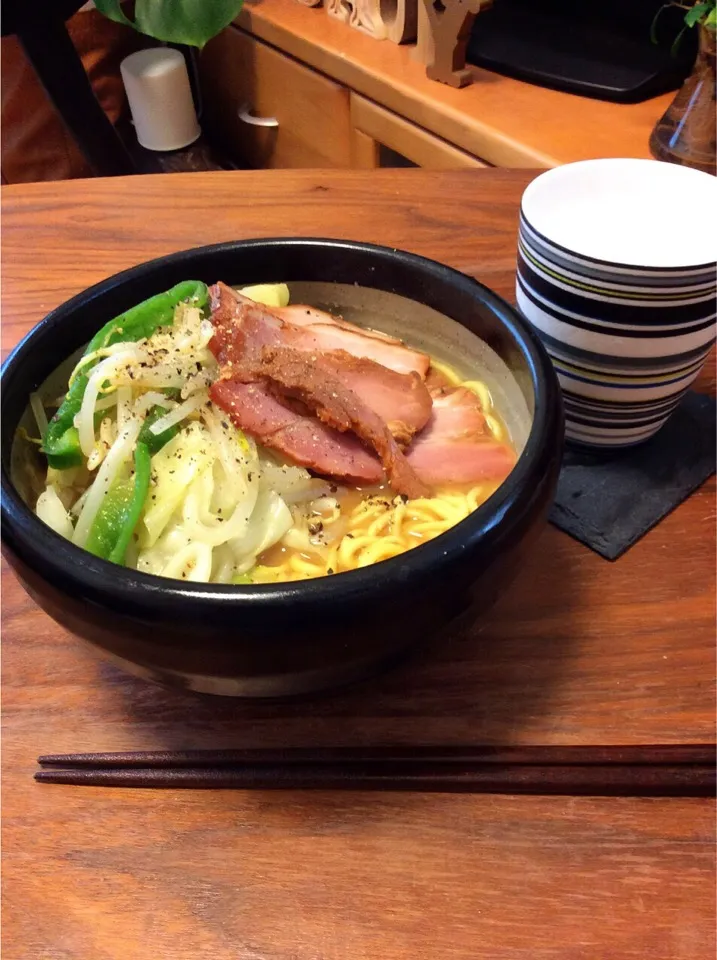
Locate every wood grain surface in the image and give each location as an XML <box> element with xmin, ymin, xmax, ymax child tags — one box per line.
<box><xmin>2</xmin><ymin>169</ymin><xmax>715</xmax><ymax>959</ymax></box>
<box><xmin>230</xmin><ymin>0</ymin><xmax>672</xmax><ymax>167</ymax></box>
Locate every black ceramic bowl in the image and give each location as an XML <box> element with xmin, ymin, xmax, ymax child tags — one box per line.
<box><xmin>1</xmin><ymin>239</ymin><xmax>563</xmax><ymax>697</ymax></box>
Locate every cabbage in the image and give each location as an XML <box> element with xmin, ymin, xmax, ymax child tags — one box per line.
<box><xmin>138</xmin><ymin>422</ymin><xmax>214</xmax><ymax>548</ymax></box>
<box><xmin>35</xmin><ymin>487</ymin><xmax>74</xmax><ymax>539</ymax></box>
<box><xmin>239</xmin><ymin>283</ymin><xmax>290</xmax><ymax>308</ymax></box>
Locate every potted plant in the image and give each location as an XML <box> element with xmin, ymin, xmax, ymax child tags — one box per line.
<box><xmin>95</xmin><ymin>0</ymin><xmax>244</xmax><ymax>48</ymax></box>
<box><xmin>94</xmin><ymin>0</ymin><xmax>244</xmax><ymax>167</ymax></box>
<box><xmin>650</xmin><ymin>0</ymin><xmax>716</xmax><ymax>174</ymax></box>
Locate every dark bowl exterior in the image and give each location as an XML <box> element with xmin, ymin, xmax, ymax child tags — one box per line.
<box><xmin>1</xmin><ymin>239</ymin><xmax>563</xmax><ymax>697</ymax></box>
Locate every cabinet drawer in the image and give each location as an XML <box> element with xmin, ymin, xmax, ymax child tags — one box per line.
<box><xmin>201</xmin><ymin>27</ymin><xmax>352</xmax><ymax>169</ymax></box>
<box><xmin>350</xmin><ymin>94</ymin><xmax>488</xmax><ymax>170</ymax></box>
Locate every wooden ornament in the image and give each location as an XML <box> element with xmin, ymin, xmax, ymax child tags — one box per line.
<box><xmin>326</xmin><ymin>0</ymin><xmax>353</xmax><ymax>27</ymax></box>
<box><xmin>352</xmin><ymin>0</ymin><xmax>389</xmax><ymax>39</ymax></box>
<box><xmin>416</xmin><ymin>0</ymin><xmax>490</xmax><ymax>88</ymax></box>
<box><xmin>382</xmin><ymin>0</ymin><xmax>417</xmax><ymax>44</ymax></box>
<box><xmin>412</xmin><ymin>0</ymin><xmax>434</xmax><ymax>65</ymax></box>
<box><xmin>328</xmin><ymin>0</ymin><xmax>388</xmax><ymax>39</ymax></box>
<box><xmin>327</xmin><ymin>0</ymin><xmax>417</xmax><ymax>43</ymax></box>
<box><xmin>294</xmin><ymin>0</ymin><xmax>322</xmax><ymax>7</ymax></box>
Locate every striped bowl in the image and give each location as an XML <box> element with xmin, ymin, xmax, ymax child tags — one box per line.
<box><xmin>516</xmin><ymin>159</ymin><xmax>717</xmax><ymax>448</ymax></box>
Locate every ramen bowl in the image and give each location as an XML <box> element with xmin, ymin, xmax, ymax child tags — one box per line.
<box><xmin>1</xmin><ymin>239</ymin><xmax>563</xmax><ymax>697</ymax></box>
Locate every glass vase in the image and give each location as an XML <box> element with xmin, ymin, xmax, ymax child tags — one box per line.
<box><xmin>649</xmin><ymin>23</ymin><xmax>716</xmax><ymax>176</ymax></box>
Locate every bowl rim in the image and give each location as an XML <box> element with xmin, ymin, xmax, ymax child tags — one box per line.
<box><xmin>520</xmin><ymin>158</ymin><xmax>717</xmax><ymax>273</ymax></box>
<box><xmin>1</xmin><ymin>236</ymin><xmax>560</xmax><ymax>612</ymax></box>
<box><xmin>519</xmin><ymin>209</ymin><xmax>717</xmax><ymax>278</ymax></box>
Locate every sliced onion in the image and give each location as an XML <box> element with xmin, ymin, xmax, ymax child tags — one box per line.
<box><xmin>148</xmin><ymin>392</ymin><xmax>207</xmax><ymax>435</ymax></box>
<box><xmin>70</xmin><ymin>485</ymin><xmax>92</xmax><ymax>518</ymax></box>
<box><xmin>181</xmin><ymin>467</ymin><xmax>259</xmax><ymax>547</ymax></box>
<box><xmin>77</xmin><ymin>350</ymin><xmax>137</xmax><ymax>458</ymax></box>
<box><xmin>229</xmin><ymin>489</ymin><xmax>292</xmax><ymax>562</ymax></box>
<box><xmin>29</xmin><ymin>392</ymin><xmax>48</xmax><ymax>438</ymax></box>
<box><xmin>116</xmin><ymin>386</ymin><xmax>132</xmax><ymax>433</ymax></box>
<box><xmin>259</xmin><ymin>458</ymin><xmax>332</xmax><ymax>504</ymax></box>
<box><xmin>36</xmin><ymin>487</ymin><xmax>74</xmax><ymax>539</ymax></box>
<box><xmin>202</xmin><ymin>405</ymin><xmax>257</xmax><ymax>506</ymax></box>
<box><xmin>67</xmin><ymin>341</ymin><xmax>140</xmax><ymax>389</ymax></box>
<box><xmin>72</xmin><ymin>415</ymin><xmax>142</xmax><ymax>547</ymax></box>
<box><xmin>161</xmin><ymin>542</ymin><xmax>214</xmax><ymax>583</ymax></box>
<box><xmin>93</xmin><ymin>394</ymin><xmax>119</xmax><ymax>414</ymax></box>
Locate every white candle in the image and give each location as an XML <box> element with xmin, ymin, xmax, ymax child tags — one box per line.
<box><xmin>121</xmin><ymin>48</ymin><xmax>201</xmax><ymax>152</ymax></box>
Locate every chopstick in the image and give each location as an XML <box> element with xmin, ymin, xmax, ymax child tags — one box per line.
<box><xmin>35</xmin><ymin>745</ymin><xmax>716</xmax><ymax>796</ymax></box>
<box><xmin>34</xmin><ymin>765</ymin><xmax>713</xmax><ymax>795</ymax></box>
<box><xmin>37</xmin><ymin>744</ymin><xmax>714</xmax><ymax>768</ymax></box>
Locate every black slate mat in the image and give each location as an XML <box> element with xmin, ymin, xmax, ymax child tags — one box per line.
<box><xmin>549</xmin><ymin>391</ymin><xmax>717</xmax><ymax>561</ymax></box>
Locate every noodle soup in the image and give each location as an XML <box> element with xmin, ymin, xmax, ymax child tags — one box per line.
<box><xmin>22</xmin><ymin>280</ymin><xmax>519</xmax><ymax>585</ymax></box>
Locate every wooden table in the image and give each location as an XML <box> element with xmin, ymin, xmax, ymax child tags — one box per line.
<box><xmin>2</xmin><ymin>170</ymin><xmax>715</xmax><ymax>960</ymax></box>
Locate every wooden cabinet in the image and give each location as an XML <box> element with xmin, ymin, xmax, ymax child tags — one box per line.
<box><xmin>201</xmin><ymin>27</ymin><xmax>491</xmax><ymax>171</ymax></box>
<box><xmin>201</xmin><ymin>27</ymin><xmax>353</xmax><ymax>169</ymax></box>
<box><xmin>350</xmin><ymin>94</ymin><xmax>488</xmax><ymax>169</ymax></box>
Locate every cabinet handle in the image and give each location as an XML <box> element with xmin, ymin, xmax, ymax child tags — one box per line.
<box><xmin>238</xmin><ymin>104</ymin><xmax>279</xmax><ymax>128</ymax></box>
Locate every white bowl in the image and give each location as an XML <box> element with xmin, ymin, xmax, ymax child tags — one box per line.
<box><xmin>516</xmin><ymin>159</ymin><xmax>717</xmax><ymax>448</ymax></box>
<box><xmin>520</xmin><ymin>158</ymin><xmax>717</xmax><ymax>271</ymax></box>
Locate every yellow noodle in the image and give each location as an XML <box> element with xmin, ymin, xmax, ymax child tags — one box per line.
<box><xmin>484</xmin><ymin>414</ymin><xmax>505</xmax><ymax>443</ymax></box>
<box><xmin>336</xmin><ymin>534</ymin><xmax>376</xmax><ymax>569</ymax></box>
<box><xmin>367</xmin><ymin>512</ymin><xmax>394</xmax><ymax>538</ymax></box>
<box><xmin>253</xmin><ymin>365</ymin><xmax>511</xmax><ymax>583</ymax></box>
<box><xmin>429</xmin><ymin>359</ymin><xmax>463</xmax><ymax>386</ymax></box>
<box><xmin>356</xmin><ymin>536</ymin><xmax>406</xmax><ymax>567</ymax></box>
<box><xmin>462</xmin><ymin>380</ymin><xmax>493</xmax><ymax>412</ymax></box>
<box><xmin>289</xmin><ymin>553</ymin><xmax>324</xmax><ymax>576</ymax></box>
<box><xmin>325</xmin><ymin>541</ymin><xmax>341</xmax><ymax>571</ymax></box>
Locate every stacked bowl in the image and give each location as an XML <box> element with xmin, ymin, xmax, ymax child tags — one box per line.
<box><xmin>516</xmin><ymin>158</ymin><xmax>717</xmax><ymax>448</ymax></box>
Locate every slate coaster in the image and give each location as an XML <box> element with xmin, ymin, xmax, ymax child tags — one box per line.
<box><xmin>549</xmin><ymin>391</ymin><xmax>717</xmax><ymax>561</ymax></box>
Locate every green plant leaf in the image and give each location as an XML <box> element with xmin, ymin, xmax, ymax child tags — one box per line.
<box><xmin>136</xmin><ymin>0</ymin><xmax>244</xmax><ymax>47</ymax></box>
<box><xmin>96</xmin><ymin>0</ymin><xmax>244</xmax><ymax>47</ymax></box>
<box><xmin>671</xmin><ymin>24</ymin><xmax>688</xmax><ymax>55</ymax></box>
<box><xmin>685</xmin><ymin>2</ymin><xmax>713</xmax><ymax>27</ymax></box>
<box><xmin>94</xmin><ymin>0</ymin><xmax>135</xmax><ymax>28</ymax></box>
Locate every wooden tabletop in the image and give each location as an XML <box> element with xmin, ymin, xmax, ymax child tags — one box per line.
<box><xmin>2</xmin><ymin>170</ymin><xmax>714</xmax><ymax>960</ymax></box>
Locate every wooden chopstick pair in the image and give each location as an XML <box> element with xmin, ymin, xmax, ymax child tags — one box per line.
<box><xmin>35</xmin><ymin>745</ymin><xmax>716</xmax><ymax>796</ymax></box>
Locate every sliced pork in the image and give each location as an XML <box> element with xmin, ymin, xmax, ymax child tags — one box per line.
<box><xmin>210</xmin><ymin>380</ymin><xmax>385</xmax><ymax>485</ymax></box>
<box><xmin>209</xmin><ymin>283</ymin><xmax>515</xmax><ymax>494</ymax></box>
<box><xmin>309</xmin><ymin>350</ymin><xmax>431</xmax><ymax>445</ymax></box>
<box><xmin>405</xmin><ymin>387</ymin><xmax>517</xmax><ymax>486</ymax></box>
<box><xmin>210</xmin><ymin>283</ymin><xmax>430</xmax><ymax>378</ymax></box>
<box><xmin>275</xmin><ymin>304</ymin><xmax>404</xmax><ymax>345</ymax></box>
<box><xmin>247</xmin><ymin>346</ymin><xmax>430</xmax><ymax>499</ymax></box>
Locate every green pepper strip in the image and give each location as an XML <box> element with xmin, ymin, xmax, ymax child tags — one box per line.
<box><xmin>42</xmin><ymin>280</ymin><xmax>208</xmax><ymax>469</ymax></box>
<box><xmin>85</xmin><ymin>441</ymin><xmax>152</xmax><ymax>565</ymax></box>
<box><xmin>231</xmin><ymin>571</ymin><xmax>254</xmax><ymax>585</ymax></box>
<box><xmin>137</xmin><ymin>405</ymin><xmax>179</xmax><ymax>455</ymax></box>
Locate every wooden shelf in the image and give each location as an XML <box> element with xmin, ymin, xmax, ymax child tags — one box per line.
<box><xmin>235</xmin><ymin>0</ymin><xmax>672</xmax><ymax>168</ymax></box>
